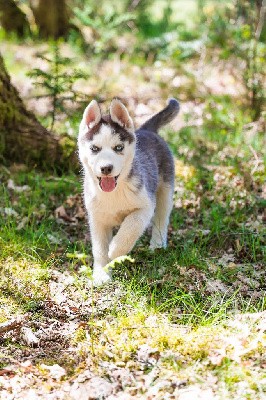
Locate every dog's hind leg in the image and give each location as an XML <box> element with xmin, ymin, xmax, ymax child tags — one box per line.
<box><xmin>150</xmin><ymin>182</ymin><xmax>173</xmax><ymax>249</ymax></box>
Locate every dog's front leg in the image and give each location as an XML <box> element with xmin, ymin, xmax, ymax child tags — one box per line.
<box><xmin>89</xmin><ymin>215</ymin><xmax>113</xmax><ymax>285</ymax></box>
<box><xmin>108</xmin><ymin>207</ymin><xmax>154</xmax><ymax>260</ymax></box>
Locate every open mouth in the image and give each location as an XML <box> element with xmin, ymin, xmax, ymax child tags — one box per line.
<box><xmin>97</xmin><ymin>175</ymin><xmax>119</xmax><ymax>192</ymax></box>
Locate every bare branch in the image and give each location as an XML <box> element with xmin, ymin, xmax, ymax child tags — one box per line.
<box><xmin>0</xmin><ymin>315</ymin><xmax>28</xmax><ymax>335</ymax></box>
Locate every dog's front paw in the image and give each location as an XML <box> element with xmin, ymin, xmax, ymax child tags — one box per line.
<box><xmin>92</xmin><ymin>267</ymin><xmax>111</xmax><ymax>286</ymax></box>
<box><xmin>149</xmin><ymin>241</ymin><xmax>167</xmax><ymax>250</ymax></box>
<box><xmin>150</xmin><ymin>235</ymin><xmax>167</xmax><ymax>250</ymax></box>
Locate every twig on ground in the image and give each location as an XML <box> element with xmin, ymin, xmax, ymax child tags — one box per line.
<box><xmin>0</xmin><ymin>315</ymin><xmax>28</xmax><ymax>335</ymax></box>
<box><xmin>249</xmin><ymin>145</ymin><xmax>260</xmax><ymax>175</ymax></box>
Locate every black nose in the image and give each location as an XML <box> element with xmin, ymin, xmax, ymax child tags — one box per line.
<box><xmin>101</xmin><ymin>165</ymin><xmax>113</xmax><ymax>175</ymax></box>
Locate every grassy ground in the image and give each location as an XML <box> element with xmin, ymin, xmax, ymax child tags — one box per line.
<box><xmin>0</xmin><ymin>5</ymin><xmax>266</xmax><ymax>395</ymax></box>
<box><xmin>0</xmin><ymin>96</ymin><xmax>265</xmax><ymax>398</ymax></box>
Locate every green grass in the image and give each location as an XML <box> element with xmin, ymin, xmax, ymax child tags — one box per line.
<box><xmin>0</xmin><ymin>36</ymin><xmax>266</xmax><ymax>400</ymax></box>
<box><xmin>0</xmin><ymin>0</ymin><xmax>265</xmax><ymax>395</ymax></box>
<box><xmin>0</xmin><ymin>91</ymin><xmax>265</xmax><ymax>400</ymax></box>
<box><xmin>1</xmin><ymin>109</ymin><xmax>265</xmax><ymax>303</ymax></box>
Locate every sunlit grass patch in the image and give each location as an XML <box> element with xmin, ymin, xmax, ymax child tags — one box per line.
<box><xmin>175</xmin><ymin>159</ymin><xmax>196</xmax><ymax>181</ymax></box>
<box><xmin>70</xmin><ymin>308</ymin><xmax>266</xmax><ymax>397</ymax></box>
<box><xmin>0</xmin><ymin>257</ymin><xmax>50</xmax><ymax>313</ymax></box>
<box><xmin>77</xmin><ymin>311</ymin><xmax>217</xmax><ymax>365</ymax></box>
<box><xmin>0</xmin><ymin>295</ymin><xmax>22</xmax><ymax>323</ymax></box>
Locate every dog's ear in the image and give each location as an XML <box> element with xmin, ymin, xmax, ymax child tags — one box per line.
<box><xmin>83</xmin><ymin>100</ymin><xmax>101</xmax><ymax>128</ymax></box>
<box><xmin>110</xmin><ymin>98</ymin><xmax>134</xmax><ymax>132</ymax></box>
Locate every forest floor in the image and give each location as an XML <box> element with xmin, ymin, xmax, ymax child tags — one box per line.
<box><xmin>0</xmin><ymin>39</ymin><xmax>266</xmax><ymax>399</ymax></box>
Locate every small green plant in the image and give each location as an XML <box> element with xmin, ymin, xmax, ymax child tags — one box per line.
<box><xmin>73</xmin><ymin>327</ymin><xmax>87</xmax><ymax>343</ymax></box>
<box><xmin>200</xmin><ymin>0</ymin><xmax>266</xmax><ymax>120</ymax></box>
<box><xmin>73</xmin><ymin>4</ymin><xmax>134</xmax><ymax>56</ymax></box>
<box><xmin>24</xmin><ymin>300</ymin><xmax>43</xmax><ymax>312</ymax></box>
<box><xmin>28</xmin><ymin>41</ymin><xmax>87</xmax><ymax>130</ymax></box>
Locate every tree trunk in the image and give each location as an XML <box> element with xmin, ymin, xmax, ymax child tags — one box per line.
<box><xmin>0</xmin><ymin>0</ymin><xmax>30</xmax><ymax>36</ymax></box>
<box><xmin>0</xmin><ymin>54</ymin><xmax>77</xmax><ymax>171</ymax></box>
<box><xmin>30</xmin><ymin>0</ymin><xmax>70</xmax><ymax>38</ymax></box>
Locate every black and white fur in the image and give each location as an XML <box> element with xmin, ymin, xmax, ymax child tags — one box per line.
<box><xmin>78</xmin><ymin>98</ymin><xmax>180</xmax><ymax>285</ymax></box>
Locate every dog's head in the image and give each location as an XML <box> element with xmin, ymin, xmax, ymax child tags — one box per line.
<box><xmin>78</xmin><ymin>98</ymin><xmax>135</xmax><ymax>192</ymax></box>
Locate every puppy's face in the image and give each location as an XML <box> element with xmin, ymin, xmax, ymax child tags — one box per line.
<box><xmin>78</xmin><ymin>99</ymin><xmax>135</xmax><ymax>192</ymax></box>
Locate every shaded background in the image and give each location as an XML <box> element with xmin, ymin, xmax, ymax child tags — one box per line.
<box><xmin>0</xmin><ymin>0</ymin><xmax>265</xmax><ymax>169</ymax></box>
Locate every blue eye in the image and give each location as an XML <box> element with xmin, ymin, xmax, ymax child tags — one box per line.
<box><xmin>114</xmin><ymin>144</ymin><xmax>124</xmax><ymax>153</ymax></box>
<box><xmin>91</xmin><ymin>145</ymin><xmax>101</xmax><ymax>153</ymax></box>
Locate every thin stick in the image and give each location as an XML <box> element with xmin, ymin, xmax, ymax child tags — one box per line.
<box><xmin>249</xmin><ymin>144</ymin><xmax>260</xmax><ymax>175</ymax></box>
<box><xmin>0</xmin><ymin>315</ymin><xmax>28</xmax><ymax>335</ymax></box>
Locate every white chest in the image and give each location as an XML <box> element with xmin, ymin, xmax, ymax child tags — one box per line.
<box><xmin>84</xmin><ymin>176</ymin><xmax>153</xmax><ymax>226</ymax></box>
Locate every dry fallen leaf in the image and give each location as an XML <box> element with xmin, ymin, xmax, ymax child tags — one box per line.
<box><xmin>55</xmin><ymin>205</ymin><xmax>75</xmax><ymax>222</ymax></box>
<box><xmin>47</xmin><ymin>234</ymin><xmax>61</xmax><ymax>245</ymax></box>
<box><xmin>7</xmin><ymin>179</ymin><xmax>30</xmax><ymax>193</ymax></box>
<box><xmin>0</xmin><ymin>369</ymin><xmax>16</xmax><ymax>377</ymax></box>
<box><xmin>0</xmin><ymin>207</ymin><xmax>19</xmax><ymax>217</ymax></box>
<box><xmin>16</xmin><ymin>216</ymin><xmax>29</xmax><ymax>231</ymax></box>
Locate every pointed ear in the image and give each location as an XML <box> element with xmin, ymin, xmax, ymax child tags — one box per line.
<box><xmin>83</xmin><ymin>100</ymin><xmax>101</xmax><ymax>128</ymax></box>
<box><xmin>110</xmin><ymin>98</ymin><xmax>134</xmax><ymax>132</ymax></box>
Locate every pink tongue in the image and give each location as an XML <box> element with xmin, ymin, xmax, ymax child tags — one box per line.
<box><xmin>100</xmin><ymin>177</ymin><xmax>116</xmax><ymax>192</ymax></box>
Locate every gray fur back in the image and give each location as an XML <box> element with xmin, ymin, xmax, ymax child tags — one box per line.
<box><xmin>129</xmin><ymin>130</ymin><xmax>175</xmax><ymax>198</ymax></box>
<box><xmin>139</xmin><ymin>98</ymin><xmax>180</xmax><ymax>133</ymax></box>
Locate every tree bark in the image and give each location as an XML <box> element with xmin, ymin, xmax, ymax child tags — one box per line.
<box><xmin>0</xmin><ymin>0</ymin><xmax>30</xmax><ymax>36</ymax></box>
<box><xmin>30</xmin><ymin>0</ymin><xmax>70</xmax><ymax>39</ymax></box>
<box><xmin>0</xmin><ymin>54</ymin><xmax>77</xmax><ymax>171</ymax></box>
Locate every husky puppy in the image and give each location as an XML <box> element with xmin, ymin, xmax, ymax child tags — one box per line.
<box><xmin>78</xmin><ymin>98</ymin><xmax>179</xmax><ymax>285</ymax></box>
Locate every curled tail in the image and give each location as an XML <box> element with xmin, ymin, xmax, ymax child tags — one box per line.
<box><xmin>139</xmin><ymin>98</ymin><xmax>180</xmax><ymax>132</ymax></box>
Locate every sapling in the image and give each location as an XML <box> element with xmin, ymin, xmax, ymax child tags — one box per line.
<box><xmin>28</xmin><ymin>41</ymin><xmax>87</xmax><ymax>130</ymax></box>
